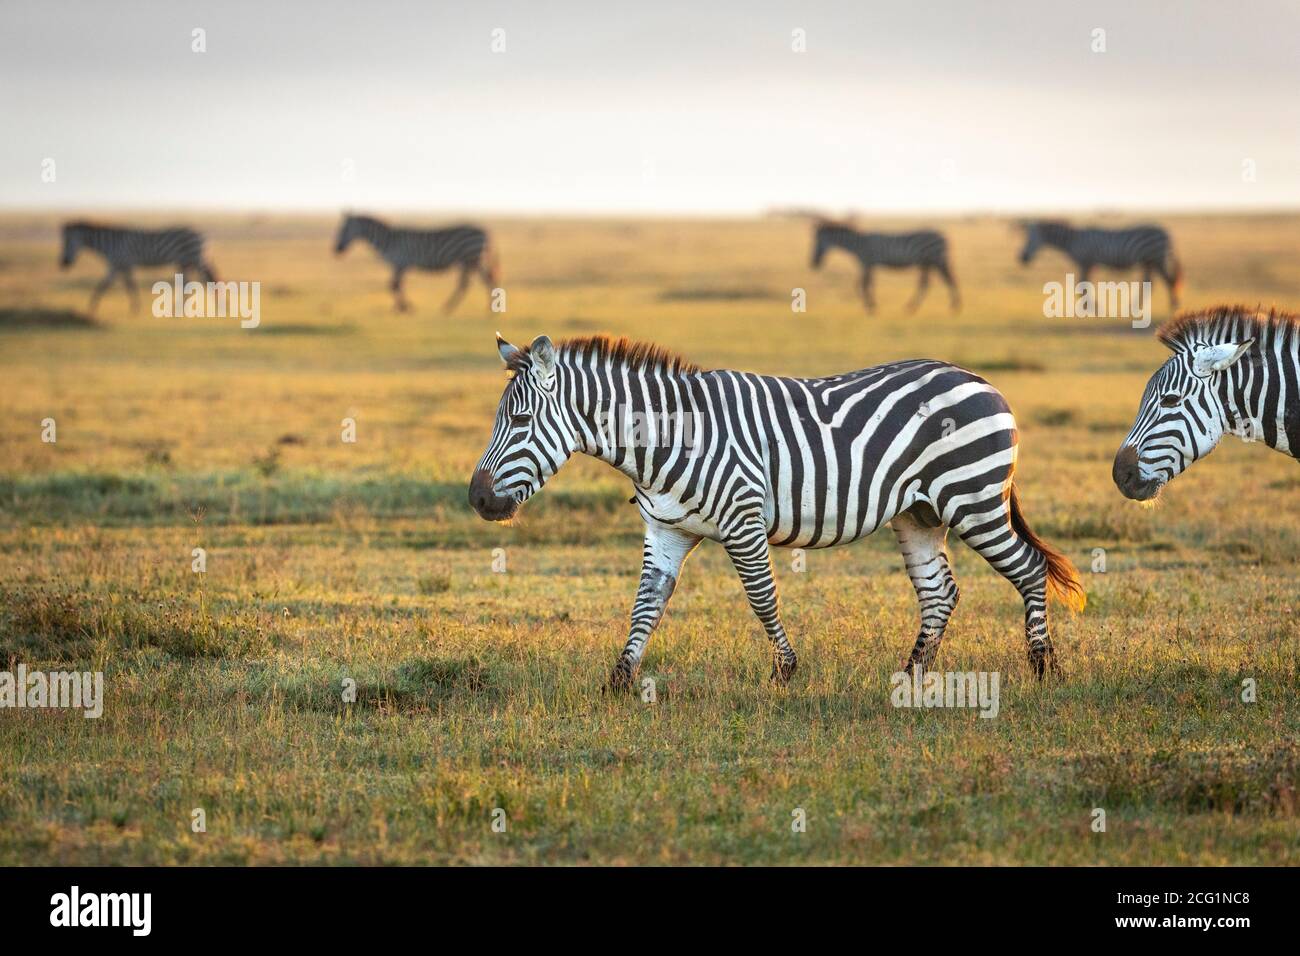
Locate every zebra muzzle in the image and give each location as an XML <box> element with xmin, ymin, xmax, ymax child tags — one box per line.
<box><xmin>1112</xmin><ymin>445</ymin><xmax>1160</xmax><ymax>501</ymax></box>
<box><xmin>468</xmin><ymin>468</ymin><xmax>518</xmax><ymax>521</ymax></box>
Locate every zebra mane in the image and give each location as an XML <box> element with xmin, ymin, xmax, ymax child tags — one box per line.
<box><xmin>532</xmin><ymin>334</ymin><xmax>702</xmax><ymax>375</ymax></box>
<box><xmin>1157</xmin><ymin>305</ymin><xmax>1296</xmax><ymax>352</ymax></box>
<box><xmin>813</xmin><ymin>217</ymin><xmax>859</xmax><ymax>236</ymax></box>
<box><xmin>1031</xmin><ymin>219</ymin><xmax>1074</xmax><ymax>241</ymax></box>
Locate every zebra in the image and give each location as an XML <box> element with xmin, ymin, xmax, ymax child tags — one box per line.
<box><xmin>1114</xmin><ymin>305</ymin><xmax>1298</xmax><ymax>501</ymax></box>
<box><xmin>809</xmin><ymin>219</ymin><xmax>960</xmax><ymax>315</ymax></box>
<box><xmin>470</xmin><ymin>333</ymin><xmax>1085</xmax><ymax>690</ymax></box>
<box><xmin>1018</xmin><ymin>220</ymin><xmax>1183</xmax><ymax>309</ymax></box>
<box><xmin>333</xmin><ymin>213</ymin><xmax>499</xmax><ymax>314</ymax></box>
<box><xmin>60</xmin><ymin>221</ymin><xmax>217</xmax><ymax>315</ymax></box>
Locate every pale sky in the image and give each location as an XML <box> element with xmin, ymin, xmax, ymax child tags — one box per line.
<box><xmin>2</xmin><ymin>0</ymin><xmax>1298</xmax><ymax>214</ymax></box>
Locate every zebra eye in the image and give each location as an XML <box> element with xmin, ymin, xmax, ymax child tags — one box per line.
<box><xmin>510</xmin><ymin>413</ymin><xmax>532</xmax><ymax>427</ymax></box>
<box><xmin>1159</xmin><ymin>393</ymin><xmax>1181</xmax><ymax>408</ymax></box>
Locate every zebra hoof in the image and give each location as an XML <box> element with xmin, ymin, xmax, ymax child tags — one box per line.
<box><xmin>604</xmin><ymin>662</ymin><xmax>636</xmax><ymax>694</ymax></box>
<box><xmin>1027</xmin><ymin>648</ymin><xmax>1062</xmax><ymax>682</ymax></box>
<box><xmin>769</xmin><ymin>656</ymin><xmax>797</xmax><ymax>685</ymax></box>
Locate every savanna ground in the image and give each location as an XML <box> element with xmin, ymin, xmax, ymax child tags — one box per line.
<box><xmin>0</xmin><ymin>211</ymin><xmax>1297</xmax><ymax>865</ymax></box>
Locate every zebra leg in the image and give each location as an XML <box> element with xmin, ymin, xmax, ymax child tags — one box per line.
<box><xmin>441</xmin><ymin>264</ymin><xmax>471</xmax><ymax>315</ymax></box>
<box><xmin>858</xmin><ymin>268</ymin><xmax>876</xmax><ymax>314</ymax></box>
<box><xmin>891</xmin><ymin>509</ymin><xmax>960</xmax><ymax>673</ymax></box>
<box><xmin>950</xmin><ymin>499</ymin><xmax>1057</xmax><ymax>679</ymax></box>
<box><xmin>391</xmin><ymin>267</ymin><xmax>410</xmax><ymax>312</ymax></box>
<box><xmin>120</xmin><ymin>267</ymin><xmax>139</xmax><ymax>312</ymax></box>
<box><xmin>904</xmin><ymin>266</ymin><xmax>931</xmax><ymax>314</ymax></box>
<box><xmin>87</xmin><ymin>268</ymin><xmax>118</xmax><ymax>315</ymax></box>
<box><xmin>937</xmin><ymin>260</ymin><xmax>960</xmax><ymax>312</ymax></box>
<box><xmin>477</xmin><ymin>261</ymin><xmax>495</xmax><ymax>309</ymax></box>
<box><xmin>723</xmin><ymin>519</ymin><xmax>798</xmax><ymax>683</ymax></box>
<box><xmin>1156</xmin><ymin>260</ymin><xmax>1179</xmax><ymax>308</ymax></box>
<box><xmin>607</xmin><ymin>521</ymin><xmax>701</xmax><ymax>692</ymax></box>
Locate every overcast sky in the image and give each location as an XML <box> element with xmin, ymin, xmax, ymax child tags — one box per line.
<box><xmin>2</xmin><ymin>0</ymin><xmax>1297</xmax><ymax>214</ymax></box>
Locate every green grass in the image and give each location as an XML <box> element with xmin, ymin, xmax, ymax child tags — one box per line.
<box><xmin>0</xmin><ymin>211</ymin><xmax>1298</xmax><ymax>864</ymax></box>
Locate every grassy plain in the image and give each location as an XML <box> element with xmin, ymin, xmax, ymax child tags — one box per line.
<box><xmin>0</xmin><ymin>211</ymin><xmax>1297</xmax><ymax>864</ymax></box>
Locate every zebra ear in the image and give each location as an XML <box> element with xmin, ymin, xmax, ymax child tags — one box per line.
<box><xmin>496</xmin><ymin>332</ymin><xmax>520</xmax><ymax>365</ymax></box>
<box><xmin>1192</xmin><ymin>339</ymin><xmax>1253</xmax><ymax>376</ymax></box>
<box><xmin>529</xmin><ymin>335</ymin><xmax>557</xmax><ymax>377</ymax></box>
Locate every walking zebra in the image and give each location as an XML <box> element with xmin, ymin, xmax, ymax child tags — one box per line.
<box><xmin>1018</xmin><ymin>220</ymin><xmax>1183</xmax><ymax>309</ymax></box>
<box><xmin>334</xmin><ymin>213</ymin><xmax>498</xmax><ymax>314</ymax></box>
<box><xmin>810</xmin><ymin>219</ymin><xmax>960</xmax><ymax>315</ymax></box>
<box><xmin>60</xmin><ymin>221</ymin><xmax>217</xmax><ymax>315</ymax></box>
<box><xmin>1114</xmin><ymin>305</ymin><xmax>1298</xmax><ymax>501</ymax></box>
<box><xmin>470</xmin><ymin>333</ymin><xmax>1084</xmax><ymax>689</ymax></box>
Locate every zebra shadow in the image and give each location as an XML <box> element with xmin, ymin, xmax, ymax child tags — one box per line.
<box><xmin>0</xmin><ymin>307</ymin><xmax>103</xmax><ymax>331</ymax></box>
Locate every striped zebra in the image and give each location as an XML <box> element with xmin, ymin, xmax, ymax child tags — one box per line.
<box><xmin>810</xmin><ymin>219</ymin><xmax>960</xmax><ymax>315</ymax></box>
<box><xmin>334</xmin><ymin>213</ymin><xmax>499</xmax><ymax>314</ymax></box>
<box><xmin>470</xmin><ymin>333</ymin><xmax>1084</xmax><ymax>689</ymax></box>
<box><xmin>60</xmin><ymin>221</ymin><xmax>217</xmax><ymax>315</ymax></box>
<box><xmin>1114</xmin><ymin>305</ymin><xmax>1297</xmax><ymax>501</ymax></box>
<box><xmin>1018</xmin><ymin>220</ymin><xmax>1183</xmax><ymax>308</ymax></box>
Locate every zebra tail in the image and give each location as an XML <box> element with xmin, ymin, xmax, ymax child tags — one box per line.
<box><xmin>485</xmin><ymin>243</ymin><xmax>501</xmax><ymax>287</ymax></box>
<box><xmin>1008</xmin><ymin>482</ymin><xmax>1086</xmax><ymax>612</ymax></box>
<box><xmin>1169</xmin><ymin>254</ymin><xmax>1184</xmax><ymax>300</ymax></box>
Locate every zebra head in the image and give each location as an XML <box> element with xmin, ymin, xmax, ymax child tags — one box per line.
<box><xmin>470</xmin><ymin>333</ymin><xmax>578</xmax><ymax>522</ymax></box>
<box><xmin>334</xmin><ymin>214</ymin><xmax>364</xmax><ymax>255</ymax></box>
<box><xmin>810</xmin><ymin>224</ymin><xmax>830</xmax><ymax>268</ymax></box>
<box><xmin>60</xmin><ymin>222</ymin><xmax>87</xmax><ymax>268</ymax></box>
<box><xmin>1113</xmin><ymin>337</ymin><xmax>1256</xmax><ymax>500</ymax></box>
<box><xmin>1017</xmin><ymin>221</ymin><xmax>1042</xmax><ymax>265</ymax></box>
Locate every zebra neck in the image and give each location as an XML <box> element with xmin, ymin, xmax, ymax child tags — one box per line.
<box><xmin>1219</xmin><ymin>361</ymin><xmax>1290</xmax><ymax>454</ymax></box>
<box><xmin>823</xmin><ymin>229</ymin><xmax>860</xmax><ymax>252</ymax></box>
<box><xmin>1038</xmin><ymin>225</ymin><xmax>1075</xmax><ymax>251</ymax></box>
<box><xmin>358</xmin><ymin>221</ymin><xmax>391</xmax><ymax>250</ymax></box>
<box><xmin>566</xmin><ymin>364</ymin><xmax>699</xmax><ymax>486</ymax></box>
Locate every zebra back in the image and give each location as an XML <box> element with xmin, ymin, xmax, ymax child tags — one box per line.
<box><xmin>816</xmin><ymin>223</ymin><xmax>949</xmax><ymax>268</ymax></box>
<box><xmin>63</xmin><ymin>221</ymin><xmax>207</xmax><ymax>268</ymax></box>
<box><xmin>1030</xmin><ymin>220</ymin><xmax>1172</xmax><ymax>268</ymax></box>
<box><xmin>340</xmin><ymin>214</ymin><xmax>490</xmax><ymax>271</ymax></box>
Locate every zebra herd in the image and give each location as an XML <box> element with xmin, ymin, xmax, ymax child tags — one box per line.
<box><xmin>59</xmin><ymin>214</ymin><xmax>1182</xmax><ymax>317</ymax></box>
<box><xmin>59</xmin><ymin>214</ymin><xmax>498</xmax><ymax>316</ymax></box>
<box><xmin>53</xmin><ymin>213</ymin><xmax>1289</xmax><ymax>689</ymax></box>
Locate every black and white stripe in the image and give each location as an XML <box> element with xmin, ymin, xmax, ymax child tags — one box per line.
<box><xmin>470</xmin><ymin>334</ymin><xmax>1084</xmax><ymax>688</ymax></box>
<box><xmin>60</xmin><ymin>221</ymin><xmax>216</xmax><ymax>314</ymax></box>
<box><xmin>1114</xmin><ymin>306</ymin><xmax>1300</xmax><ymax>501</ymax></box>
<box><xmin>1019</xmin><ymin>220</ymin><xmax>1183</xmax><ymax>307</ymax></box>
<box><xmin>810</xmin><ymin>220</ymin><xmax>960</xmax><ymax>314</ymax></box>
<box><xmin>334</xmin><ymin>213</ymin><xmax>498</xmax><ymax>314</ymax></box>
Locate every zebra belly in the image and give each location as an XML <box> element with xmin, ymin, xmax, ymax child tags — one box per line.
<box><xmin>765</xmin><ymin>481</ymin><xmax>921</xmax><ymax>549</ymax></box>
<box><xmin>634</xmin><ymin>489</ymin><xmax>723</xmax><ymax>541</ymax></box>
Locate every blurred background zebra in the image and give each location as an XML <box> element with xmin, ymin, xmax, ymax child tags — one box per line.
<box><xmin>60</xmin><ymin>221</ymin><xmax>217</xmax><ymax>315</ymax></box>
<box><xmin>809</xmin><ymin>217</ymin><xmax>960</xmax><ymax>315</ymax></box>
<box><xmin>333</xmin><ymin>213</ymin><xmax>499</xmax><ymax>314</ymax></box>
<box><xmin>1017</xmin><ymin>220</ymin><xmax>1183</xmax><ymax>309</ymax></box>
